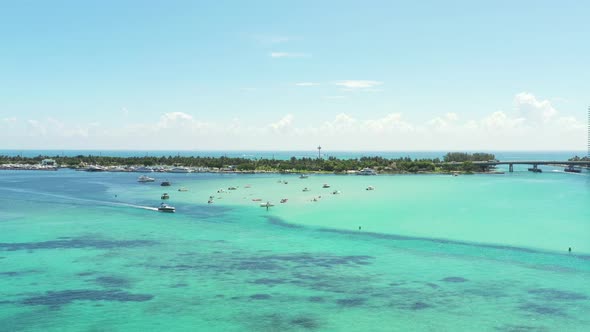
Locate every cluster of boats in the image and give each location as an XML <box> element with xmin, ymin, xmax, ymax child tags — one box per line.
<box><xmin>84</xmin><ymin>166</ymin><xmax>197</xmax><ymax>173</ymax></box>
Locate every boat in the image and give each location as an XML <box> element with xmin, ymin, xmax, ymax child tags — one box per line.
<box><xmin>161</xmin><ymin>181</ymin><xmax>171</xmax><ymax>186</ymax></box>
<box><xmin>178</xmin><ymin>187</ymin><xmax>188</xmax><ymax>192</ymax></box>
<box><xmin>299</xmin><ymin>174</ymin><xmax>308</xmax><ymax>179</ymax></box>
<box><xmin>138</xmin><ymin>175</ymin><xmax>155</xmax><ymax>182</ymax></box>
<box><xmin>302</xmin><ymin>187</ymin><xmax>310</xmax><ymax>192</ymax></box>
<box><xmin>161</xmin><ymin>193</ymin><xmax>170</xmax><ymax>200</ymax></box>
<box><xmin>134</xmin><ymin>166</ymin><xmax>154</xmax><ymax>173</ymax></box>
<box><xmin>280</xmin><ymin>198</ymin><xmax>288</xmax><ymax>203</ymax></box>
<box><xmin>528</xmin><ymin>168</ymin><xmax>542</xmax><ymax>173</ymax></box>
<box><xmin>366</xmin><ymin>186</ymin><xmax>375</xmax><ymax>191</ymax></box>
<box><xmin>564</xmin><ymin>166</ymin><xmax>582</xmax><ymax>173</ymax></box>
<box><xmin>86</xmin><ymin>165</ymin><xmax>106</xmax><ymax>172</ymax></box>
<box><xmin>228</xmin><ymin>186</ymin><xmax>238</xmax><ymax>190</ymax></box>
<box><xmin>332</xmin><ymin>190</ymin><xmax>341</xmax><ymax>195</ymax></box>
<box><xmin>207</xmin><ymin>199</ymin><xmax>213</xmax><ymax>204</ymax></box>
<box><xmin>357</xmin><ymin>168</ymin><xmax>377</xmax><ymax>175</ymax></box>
<box><xmin>252</xmin><ymin>198</ymin><xmax>262</xmax><ymax>202</ymax></box>
<box><xmin>169</xmin><ymin>167</ymin><xmax>191</xmax><ymax>173</ymax></box>
<box><xmin>108</xmin><ymin>166</ymin><xmax>126</xmax><ymax>172</ymax></box>
<box><xmin>158</xmin><ymin>203</ymin><xmax>175</xmax><ymax>213</ymax></box>
<box><xmin>322</xmin><ymin>184</ymin><xmax>330</xmax><ymax>188</ymax></box>
<box><xmin>260</xmin><ymin>202</ymin><xmax>274</xmax><ymax>208</ymax></box>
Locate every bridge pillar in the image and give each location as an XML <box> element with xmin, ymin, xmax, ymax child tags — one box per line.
<box><xmin>509</xmin><ymin>164</ymin><xmax>513</xmax><ymax>172</ymax></box>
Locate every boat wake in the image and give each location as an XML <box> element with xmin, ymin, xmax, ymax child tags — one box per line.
<box><xmin>0</xmin><ymin>187</ymin><xmax>159</xmax><ymax>211</ymax></box>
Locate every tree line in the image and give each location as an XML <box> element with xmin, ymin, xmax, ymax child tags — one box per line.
<box><xmin>0</xmin><ymin>152</ymin><xmax>500</xmax><ymax>173</ymax></box>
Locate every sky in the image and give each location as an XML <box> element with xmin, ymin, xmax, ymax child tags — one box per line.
<box><xmin>0</xmin><ymin>0</ymin><xmax>589</xmax><ymax>151</ymax></box>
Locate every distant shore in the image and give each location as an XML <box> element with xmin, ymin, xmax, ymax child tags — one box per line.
<box><xmin>1</xmin><ymin>152</ymin><xmax>586</xmax><ymax>175</ymax></box>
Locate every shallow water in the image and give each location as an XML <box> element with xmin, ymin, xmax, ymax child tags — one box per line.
<box><xmin>0</xmin><ymin>169</ymin><xmax>589</xmax><ymax>331</ymax></box>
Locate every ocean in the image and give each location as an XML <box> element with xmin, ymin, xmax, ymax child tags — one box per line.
<box><xmin>0</xmin><ymin>152</ymin><xmax>589</xmax><ymax>331</ymax></box>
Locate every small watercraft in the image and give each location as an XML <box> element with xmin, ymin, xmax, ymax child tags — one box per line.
<box><xmin>302</xmin><ymin>187</ymin><xmax>310</xmax><ymax>192</ymax></box>
<box><xmin>322</xmin><ymin>184</ymin><xmax>330</xmax><ymax>188</ymax></box>
<box><xmin>252</xmin><ymin>198</ymin><xmax>262</xmax><ymax>202</ymax></box>
<box><xmin>564</xmin><ymin>166</ymin><xmax>582</xmax><ymax>173</ymax></box>
<box><xmin>138</xmin><ymin>175</ymin><xmax>155</xmax><ymax>182</ymax></box>
<box><xmin>161</xmin><ymin>193</ymin><xmax>170</xmax><ymax>200</ymax></box>
<box><xmin>260</xmin><ymin>202</ymin><xmax>274</xmax><ymax>208</ymax></box>
<box><xmin>158</xmin><ymin>203</ymin><xmax>175</xmax><ymax>213</ymax></box>
<box><xmin>280</xmin><ymin>198</ymin><xmax>288</xmax><ymax>203</ymax></box>
<box><xmin>299</xmin><ymin>174</ymin><xmax>308</xmax><ymax>179</ymax></box>
<box><xmin>228</xmin><ymin>186</ymin><xmax>238</xmax><ymax>190</ymax></box>
<box><xmin>161</xmin><ymin>181</ymin><xmax>171</xmax><ymax>186</ymax></box>
<box><xmin>332</xmin><ymin>190</ymin><xmax>341</xmax><ymax>195</ymax></box>
<box><xmin>178</xmin><ymin>187</ymin><xmax>188</xmax><ymax>192</ymax></box>
<box><xmin>366</xmin><ymin>186</ymin><xmax>375</xmax><ymax>191</ymax></box>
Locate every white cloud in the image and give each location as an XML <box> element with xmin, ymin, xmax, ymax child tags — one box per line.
<box><xmin>335</xmin><ymin>80</ymin><xmax>383</xmax><ymax>89</ymax></box>
<box><xmin>514</xmin><ymin>92</ymin><xmax>557</xmax><ymax>123</ymax></box>
<box><xmin>3</xmin><ymin>92</ymin><xmax>586</xmax><ymax>150</ymax></box>
<box><xmin>295</xmin><ymin>82</ymin><xmax>320</xmax><ymax>87</ymax></box>
<box><xmin>270</xmin><ymin>52</ymin><xmax>309</xmax><ymax>58</ymax></box>
<box><xmin>269</xmin><ymin>114</ymin><xmax>294</xmax><ymax>133</ymax></box>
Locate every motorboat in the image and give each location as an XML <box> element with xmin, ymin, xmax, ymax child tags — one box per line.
<box><xmin>86</xmin><ymin>165</ymin><xmax>106</xmax><ymax>172</ymax></box>
<box><xmin>528</xmin><ymin>168</ymin><xmax>542</xmax><ymax>173</ymax></box>
<box><xmin>260</xmin><ymin>202</ymin><xmax>274</xmax><ymax>208</ymax></box>
<box><xmin>161</xmin><ymin>193</ymin><xmax>170</xmax><ymax>200</ymax></box>
<box><xmin>158</xmin><ymin>203</ymin><xmax>175</xmax><ymax>213</ymax></box>
<box><xmin>169</xmin><ymin>167</ymin><xmax>191</xmax><ymax>173</ymax></box>
<box><xmin>108</xmin><ymin>166</ymin><xmax>126</xmax><ymax>172</ymax></box>
<box><xmin>138</xmin><ymin>175</ymin><xmax>155</xmax><ymax>182</ymax></box>
<box><xmin>134</xmin><ymin>166</ymin><xmax>154</xmax><ymax>173</ymax></box>
<box><xmin>322</xmin><ymin>184</ymin><xmax>331</xmax><ymax>188</ymax></box>
<box><xmin>178</xmin><ymin>187</ymin><xmax>188</xmax><ymax>192</ymax></box>
<box><xmin>299</xmin><ymin>174</ymin><xmax>308</xmax><ymax>179</ymax></box>
<box><xmin>302</xmin><ymin>187</ymin><xmax>310</xmax><ymax>192</ymax></box>
<box><xmin>280</xmin><ymin>198</ymin><xmax>288</xmax><ymax>203</ymax></box>
<box><xmin>161</xmin><ymin>181</ymin><xmax>171</xmax><ymax>186</ymax></box>
<box><xmin>252</xmin><ymin>198</ymin><xmax>262</xmax><ymax>202</ymax></box>
<box><xmin>332</xmin><ymin>190</ymin><xmax>341</xmax><ymax>195</ymax></box>
<box><xmin>228</xmin><ymin>186</ymin><xmax>238</xmax><ymax>190</ymax></box>
<box><xmin>366</xmin><ymin>186</ymin><xmax>375</xmax><ymax>191</ymax></box>
<box><xmin>564</xmin><ymin>166</ymin><xmax>582</xmax><ymax>173</ymax></box>
<box><xmin>357</xmin><ymin>168</ymin><xmax>377</xmax><ymax>175</ymax></box>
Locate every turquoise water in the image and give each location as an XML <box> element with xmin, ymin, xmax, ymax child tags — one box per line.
<box><xmin>1</xmin><ymin>169</ymin><xmax>589</xmax><ymax>331</ymax></box>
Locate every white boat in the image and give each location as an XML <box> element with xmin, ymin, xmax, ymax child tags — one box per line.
<box><xmin>158</xmin><ymin>203</ymin><xmax>175</xmax><ymax>213</ymax></box>
<box><xmin>260</xmin><ymin>202</ymin><xmax>274</xmax><ymax>208</ymax></box>
<box><xmin>108</xmin><ymin>166</ymin><xmax>126</xmax><ymax>172</ymax></box>
<box><xmin>134</xmin><ymin>166</ymin><xmax>154</xmax><ymax>173</ymax></box>
<box><xmin>299</xmin><ymin>174</ymin><xmax>308</xmax><ymax>179</ymax></box>
<box><xmin>169</xmin><ymin>167</ymin><xmax>191</xmax><ymax>173</ymax></box>
<box><xmin>228</xmin><ymin>186</ymin><xmax>238</xmax><ymax>190</ymax></box>
<box><xmin>332</xmin><ymin>190</ymin><xmax>341</xmax><ymax>195</ymax></box>
<box><xmin>322</xmin><ymin>184</ymin><xmax>331</xmax><ymax>188</ymax></box>
<box><xmin>302</xmin><ymin>187</ymin><xmax>310</xmax><ymax>192</ymax></box>
<box><xmin>357</xmin><ymin>168</ymin><xmax>377</xmax><ymax>175</ymax></box>
<box><xmin>161</xmin><ymin>193</ymin><xmax>170</xmax><ymax>200</ymax></box>
<box><xmin>86</xmin><ymin>165</ymin><xmax>106</xmax><ymax>172</ymax></box>
<box><xmin>366</xmin><ymin>186</ymin><xmax>375</xmax><ymax>191</ymax></box>
<box><xmin>178</xmin><ymin>187</ymin><xmax>188</xmax><ymax>192</ymax></box>
<box><xmin>138</xmin><ymin>175</ymin><xmax>155</xmax><ymax>182</ymax></box>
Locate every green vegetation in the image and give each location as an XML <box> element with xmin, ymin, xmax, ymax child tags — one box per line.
<box><xmin>0</xmin><ymin>152</ymin><xmax>498</xmax><ymax>174</ymax></box>
<box><xmin>569</xmin><ymin>155</ymin><xmax>590</xmax><ymax>162</ymax></box>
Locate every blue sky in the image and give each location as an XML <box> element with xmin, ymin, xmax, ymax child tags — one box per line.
<box><xmin>0</xmin><ymin>1</ymin><xmax>588</xmax><ymax>150</ymax></box>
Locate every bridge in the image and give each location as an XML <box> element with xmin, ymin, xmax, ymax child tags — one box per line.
<box><xmin>446</xmin><ymin>160</ymin><xmax>590</xmax><ymax>172</ymax></box>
